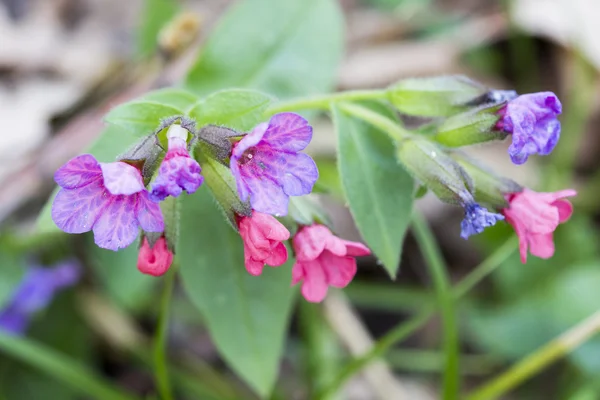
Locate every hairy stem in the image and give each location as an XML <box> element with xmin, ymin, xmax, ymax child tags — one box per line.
<box><xmin>153</xmin><ymin>269</ymin><xmax>176</xmax><ymax>400</ymax></box>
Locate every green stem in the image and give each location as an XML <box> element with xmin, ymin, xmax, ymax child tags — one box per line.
<box><xmin>386</xmin><ymin>348</ymin><xmax>499</xmax><ymax>376</ymax></box>
<box><xmin>153</xmin><ymin>269</ymin><xmax>176</xmax><ymax>400</ymax></box>
<box><xmin>337</xmin><ymin>102</ymin><xmax>409</xmax><ymax>141</ymax></box>
<box><xmin>465</xmin><ymin>310</ymin><xmax>600</xmax><ymax>400</ymax></box>
<box><xmin>265</xmin><ymin>89</ymin><xmax>388</xmax><ymax>114</ymax></box>
<box><xmin>412</xmin><ymin>213</ymin><xmax>459</xmax><ymax>400</ymax></box>
<box><xmin>319</xmin><ymin>236</ymin><xmax>516</xmax><ymax>398</ymax></box>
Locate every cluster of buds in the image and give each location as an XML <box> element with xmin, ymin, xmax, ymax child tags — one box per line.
<box><xmin>51</xmin><ymin>113</ymin><xmax>370</xmax><ymax>303</ymax></box>
<box><xmin>390</xmin><ymin>76</ymin><xmax>574</xmax><ymax>262</ymax></box>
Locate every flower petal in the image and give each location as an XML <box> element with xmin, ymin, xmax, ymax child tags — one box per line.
<box><xmin>527</xmin><ymin>232</ymin><xmax>555</xmax><ymax>259</ymax></box>
<box><xmin>320</xmin><ymin>251</ymin><xmax>357</xmax><ymax>288</ymax></box>
<box><xmin>51</xmin><ymin>181</ymin><xmax>109</xmax><ymax>234</ymax></box>
<box><xmin>100</xmin><ymin>162</ymin><xmax>145</xmax><ymax>196</ymax></box>
<box><xmin>262</xmin><ymin>113</ymin><xmax>313</xmax><ymax>152</ymax></box>
<box><xmin>136</xmin><ymin>192</ymin><xmax>164</xmax><ymax>233</ymax></box>
<box><xmin>279</xmin><ymin>152</ymin><xmax>318</xmax><ymax>196</ymax></box>
<box><xmin>92</xmin><ymin>196</ymin><xmax>139</xmax><ymax>251</ymax></box>
<box><xmin>232</xmin><ymin>123</ymin><xmax>269</xmax><ymax>158</ymax></box>
<box><xmin>54</xmin><ymin>154</ymin><xmax>102</xmax><ymax>189</ymax></box>
<box><xmin>265</xmin><ymin>242</ymin><xmax>288</xmax><ymax>267</ymax></box>
<box><xmin>246</xmin><ymin>175</ymin><xmax>289</xmax><ymax>216</ymax></box>
<box><xmin>297</xmin><ymin>260</ymin><xmax>328</xmax><ymax>303</ymax></box>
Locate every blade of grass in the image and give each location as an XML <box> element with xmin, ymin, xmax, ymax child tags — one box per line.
<box><xmin>0</xmin><ymin>331</ymin><xmax>140</xmax><ymax>400</ymax></box>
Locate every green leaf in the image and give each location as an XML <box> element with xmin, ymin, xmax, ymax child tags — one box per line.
<box><xmin>137</xmin><ymin>0</ymin><xmax>179</xmax><ymax>57</ymax></box>
<box><xmin>185</xmin><ymin>0</ymin><xmax>344</xmax><ymax>99</ymax></box>
<box><xmin>105</xmin><ymin>88</ymin><xmax>199</xmax><ymax>137</ymax></box>
<box><xmin>87</xmin><ymin>235</ymin><xmax>156</xmax><ymax>312</ymax></box>
<box><xmin>332</xmin><ymin>103</ymin><xmax>414</xmax><ymax>277</ymax></box>
<box><xmin>189</xmin><ymin>89</ymin><xmax>273</xmax><ymax>131</ymax></box>
<box><xmin>178</xmin><ymin>188</ymin><xmax>296</xmax><ymax>398</ymax></box>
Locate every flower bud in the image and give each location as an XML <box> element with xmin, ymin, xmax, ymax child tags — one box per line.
<box><xmin>137</xmin><ymin>236</ymin><xmax>173</xmax><ymax>277</ymax></box>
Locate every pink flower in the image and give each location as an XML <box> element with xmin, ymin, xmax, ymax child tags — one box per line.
<box><xmin>137</xmin><ymin>237</ymin><xmax>173</xmax><ymax>277</ymax></box>
<box><xmin>292</xmin><ymin>225</ymin><xmax>370</xmax><ymax>303</ymax></box>
<box><xmin>51</xmin><ymin>154</ymin><xmax>163</xmax><ymax>251</ymax></box>
<box><xmin>238</xmin><ymin>211</ymin><xmax>290</xmax><ymax>276</ymax></box>
<box><xmin>502</xmin><ymin>188</ymin><xmax>576</xmax><ymax>263</ymax></box>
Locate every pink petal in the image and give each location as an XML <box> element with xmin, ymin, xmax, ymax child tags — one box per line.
<box><xmin>100</xmin><ymin>162</ymin><xmax>145</xmax><ymax>196</ymax></box>
<box><xmin>262</xmin><ymin>113</ymin><xmax>313</xmax><ymax>152</ymax></box>
<box><xmin>135</xmin><ymin>192</ymin><xmax>164</xmax><ymax>232</ymax></box>
<box><xmin>508</xmin><ymin>193</ymin><xmax>559</xmax><ymax>234</ymax></box>
<box><xmin>244</xmin><ymin>257</ymin><xmax>265</xmax><ymax>276</ymax></box>
<box><xmin>51</xmin><ymin>181</ymin><xmax>109</xmax><ymax>234</ymax></box>
<box><xmin>320</xmin><ymin>251</ymin><xmax>357</xmax><ymax>288</ymax></box>
<box><xmin>265</xmin><ymin>242</ymin><xmax>288</xmax><ymax>267</ymax></box>
<box><xmin>54</xmin><ymin>154</ymin><xmax>102</xmax><ymax>189</ymax></box>
<box><xmin>291</xmin><ymin>261</ymin><xmax>305</xmax><ymax>285</ymax></box>
<box><xmin>252</xmin><ymin>212</ymin><xmax>290</xmax><ymax>241</ymax></box>
<box><xmin>527</xmin><ymin>232</ymin><xmax>555</xmax><ymax>259</ymax></box>
<box><xmin>293</xmin><ymin>225</ymin><xmax>330</xmax><ymax>261</ymax></box>
<box><xmin>553</xmin><ymin>199</ymin><xmax>574</xmax><ymax>223</ymax></box>
<box><xmin>92</xmin><ymin>196</ymin><xmax>139</xmax><ymax>251</ymax></box>
<box><xmin>299</xmin><ymin>260</ymin><xmax>329</xmax><ymax>303</ymax></box>
<box><xmin>342</xmin><ymin>240</ymin><xmax>371</xmax><ymax>257</ymax></box>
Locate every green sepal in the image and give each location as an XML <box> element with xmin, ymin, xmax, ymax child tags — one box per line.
<box><xmin>387</xmin><ymin>75</ymin><xmax>487</xmax><ymax>117</ymax></box>
<box><xmin>450</xmin><ymin>151</ymin><xmax>523</xmax><ymax>209</ymax></box>
<box><xmin>434</xmin><ymin>102</ymin><xmax>507</xmax><ymax>147</ymax></box>
<box><xmin>195</xmin><ymin>143</ymin><xmax>251</xmax><ymax>229</ymax></box>
<box><xmin>396</xmin><ymin>138</ymin><xmax>473</xmax><ymax>205</ymax></box>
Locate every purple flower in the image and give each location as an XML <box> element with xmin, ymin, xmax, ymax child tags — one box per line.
<box><xmin>51</xmin><ymin>154</ymin><xmax>164</xmax><ymax>251</ymax></box>
<box><xmin>460</xmin><ymin>200</ymin><xmax>504</xmax><ymax>239</ymax></box>
<box><xmin>150</xmin><ymin>124</ymin><xmax>203</xmax><ymax>202</ymax></box>
<box><xmin>230</xmin><ymin>113</ymin><xmax>318</xmax><ymax>216</ymax></box>
<box><xmin>458</xmin><ymin>191</ymin><xmax>504</xmax><ymax>239</ymax></box>
<box><xmin>497</xmin><ymin>92</ymin><xmax>562</xmax><ymax>165</ymax></box>
<box><xmin>0</xmin><ymin>260</ymin><xmax>80</xmax><ymax>335</ymax></box>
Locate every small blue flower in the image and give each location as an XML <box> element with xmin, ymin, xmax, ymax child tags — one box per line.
<box><xmin>0</xmin><ymin>260</ymin><xmax>81</xmax><ymax>335</ymax></box>
<box><xmin>497</xmin><ymin>92</ymin><xmax>562</xmax><ymax>165</ymax></box>
<box><xmin>460</xmin><ymin>202</ymin><xmax>504</xmax><ymax>239</ymax></box>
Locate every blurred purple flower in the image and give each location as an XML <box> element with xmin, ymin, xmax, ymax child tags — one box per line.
<box><xmin>459</xmin><ymin>192</ymin><xmax>504</xmax><ymax>239</ymax></box>
<box><xmin>51</xmin><ymin>154</ymin><xmax>164</xmax><ymax>251</ymax></box>
<box><xmin>0</xmin><ymin>260</ymin><xmax>81</xmax><ymax>335</ymax></box>
<box><xmin>150</xmin><ymin>124</ymin><xmax>203</xmax><ymax>202</ymax></box>
<box><xmin>497</xmin><ymin>92</ymin><xmax>562</xmax><ymax>165</ymax></box>
<box><xmin>230</xmin><ymin>113</ymin><xmax>318</xmax><ymax>216</ymax></box>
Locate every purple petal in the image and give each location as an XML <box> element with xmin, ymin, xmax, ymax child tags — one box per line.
<box><xmin>230</xmin><ymin>157</ymin><xmax>250</xmax><ymax>203</ymax></box>
<box><xmin>262</xmin><ymin>113</ymin><xmax>312</xmax><ymax>152</ymax></box>
<box><xmin>51</xmin><ymin>181</ymin><xmax>109</xmax><ymax>234</ymax></box>
<box><xmin>232</xmin><ymin>123</ymin><xmax>269</xmax><ymax>159</ymax></box>
<box><xmin>0</xmin><ymin>310</ymin><xmax>28</xmax><ymax>335</ymax></box>
<box><xmin>149</xmin><ymin>155</ymin><xmax>203</xmax><ymax>201</ymax></box>
<box><xmin>246</xmin><ymin>176</ymin><xmax>290</xmax><ymax>216</ymax></box>
<box><xmin>460</xmin><ymin>203</ymin><xmax>504</xmax><ymax>239</ymax></box>
<box><xmin>100</xmin><ymin>162</ymin><xmax>145</xmax><ymax>196</ymax></box>
<box><xmin>136</xmin><ymin>191</ymin><xmax>165</xmax><ymax>232</ymax></box>
<box><xmin>279</xmin><ymin>152</ymin><xmax>318</xmax><ymax>196</ymax></box>
<box><xmin>54</xmin><ymin>154</ymin><xmax>102</xmax><ymax>189</ymax></box>
<box><xmin>92</xmin><ymin>196</ymin><xmax>139</xmax><ymax>250</ymax></box>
